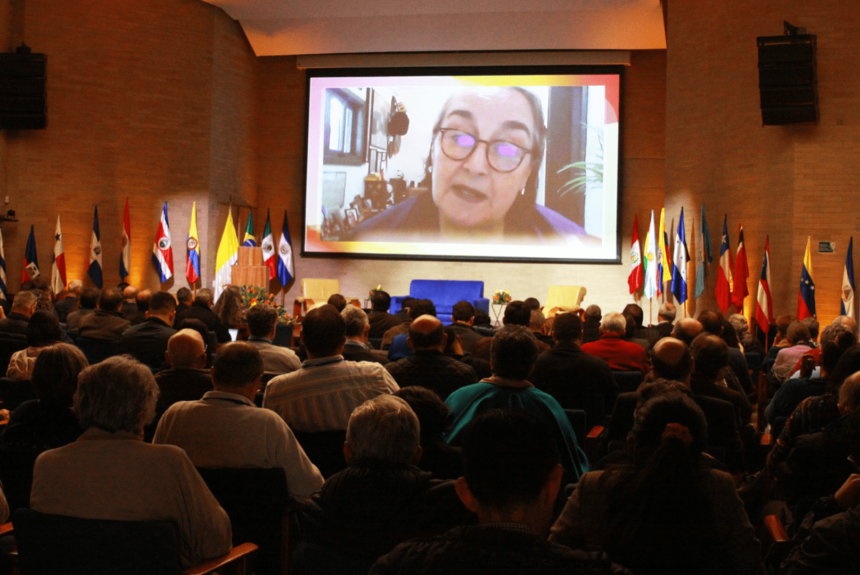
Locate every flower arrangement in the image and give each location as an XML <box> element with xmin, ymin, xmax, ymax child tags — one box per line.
<box><xmin>493</xmin><ymin>290</ymin><xmax>512</xmax><ymax>305</ymax></box>
<box><xmin>239</xmin><ymin>285</ymin><xmax>294</xmax><ymax>326</ymax></box>
<box><xmin>369</xmin><ymin>285</ymin><xmax>383</xmax><ymax>298</ymax></box>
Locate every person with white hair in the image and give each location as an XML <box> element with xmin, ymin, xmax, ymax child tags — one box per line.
<box><xmin>581</xmin><ymin>312</ymin><xmax>650</xmax><ymax>374</ymax></box>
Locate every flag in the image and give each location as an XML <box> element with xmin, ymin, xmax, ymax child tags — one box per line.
<box><xmin>628</xmin><ymin>215</ymin><xmax>643</xmax><ymax>294</ymax></box>
<box><xmin>732</xmin><ymin>225</ymin><xmax>749</xmax><ymax>311</ymax></box>
<box><xmin>243</xmin><ymin>212</ymin><xmax>256</xmax><ymax>247</ymax></box>
<box><xmin>87</xmin><ymin>208</ymin><xmax>102</xmax><ymax>287</ymax></box>
<box><xmin>277</xmin><ymin>210</ymin><xmax>294</xmax><ymax>286</ymax></box>
<box><xmin>51</xmin><ymin>215</ymin><xmax>67</xmax><ymax>293</ymax></box>
<box><xmin>715</xmin><ymin>215</ymin><xmax>733</xmax><ymax>312</ymax></box>
<box><xmin>842</xmin><ymin>237</ymin><xmax>855</xmax><ymax>317</ymax></box>
<box><xmin>643</xmin><ymin>210</ymin><xmax>658</xmax><ymax>299</ymax></box>
<box><xmin>694</xmin><ymin>217</ymin><xmax>706</xmax><ymax>299</ymax></box>
<box><xmin>701</xmin><ymin>204</ymin><xmax>713</xmax><ymax>263</ymax></box>
<box><xmin>657</xmin><ymin>208</ymin><xmax>671</xmax><ymax>295</ymax></box>
<box><xmin>798</xmin><ymin>236</ymin><xmax>816</xmax><ymax>320</ymax></box>
<box><xmin>120</xmin><ymin>198</ymin><xmax>131</xmax><ymax>279</ymax></box>
<box><xmin>756</xmin><ymin>236</ymin><xmax>774</xmax><ymax>335</ymax></box>
<box><xmin>22</xmin><ymin>225</ymin><xmax>40</xmax><ymax>283</ymax></box>
<box><xmin>671</xmin><ymin>207</ymin><xmax>689</xmax><ymax>305</ymax></box>
<box><xmin>0</xmin><ymin>227</ymin><xmax>6</xmax><ymax>300</ymax></box>
<box><xmin>152</xmin><ymin>202</ymin><xmax>174</xmax><ymax>283</ymax></box>
<box><xmin>214</xmin><ymin>208</ymin><xmax>239</xmax><ymax>301</ymax></box>
<box><xmin>185</xmin><ymin>201</ymin><xmax>200</xmax><ymax>285</ymax></box>
<box><xmin>261</xmin><ymin>209</ymin><xmax>277</xmax><ymax>281</ymax></box>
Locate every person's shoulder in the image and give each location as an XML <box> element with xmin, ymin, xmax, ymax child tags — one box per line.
<box><xmin>350</xmin><ymin>196</ymin><xmax>432</xmax><ymax>239</ymax></box>
<box><xmin>533</xmin><ymin>204</ymin><xmax>589</xmax><ymax>236</ymax></box>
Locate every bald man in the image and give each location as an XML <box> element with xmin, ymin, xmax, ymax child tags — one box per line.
<box><xmin>671</xmin><ymin>317</ymin><xmax>704</xmax><ymax>345</ymax></box>
<box><xmin>385</xmin><ymin>314</ymin><xmax>478</xmax><ymax>400</ymax></box>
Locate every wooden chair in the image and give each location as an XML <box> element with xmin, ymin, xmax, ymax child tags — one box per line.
<box><xmin>11</xmin><ymin>508</ymin><xmax>257</xmax><ymax>575</ymax></box>
<box><xmin>292</xmin><ymin>279</ymin><xmax>360</xmax><ymax>322</ymax></box>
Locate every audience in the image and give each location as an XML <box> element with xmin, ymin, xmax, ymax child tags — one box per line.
<box><xmin>690</xmin><ymin>334</ymin><xmax>753</xmax><ymax>426</ymax></box>
<box><xmin>367</xmin><ymin>290</ymin><xmax>402</xmax><ymax>339</ymax></box>
<box><xmin>6</xmin><ymin>310</ymin><xmax>63</xmax><ymax>380</ymax></box>
<box><xmin>212</xmin><ymin>286</ymin><xmax>244</xmax><ymax>332</ymax></box>
<box><xmin>471</xmin><ymin>300</ymin><xmax>550</xmax><ymax>362</ymax></box>
<box><xmin>245</xmin><ymin>303</ymin><xmax>301</xmax><ymax>375</ymax></box>
<box><xmin>0</xmin><ymin>291</ymin><xmax>37</xmax><ymax>336</ymax></box>
<box><xmin>582</xmin><ymin>304</ymin><xmax>602</xmax><ymax>344</ymax></box>
<box><xmin>118</xmin><ymin>290</ymin><xmax>177</xmax><ymax>370</ymax></box>
<box><xmin>341</xmin><ymin>305</ymin><xmax>389</xmax><ymax>364</ymax></box>
<box><xmin>64</xmin><ymin>287</ymin><xmax>99</xmax><ymax>331</ymax></box>
<box><xmin>53</xmin><ymin>279</ymin><xmax>82</xmax><ymax>322</ymax></box>
<box><xmin>175</xmin><ymin>287</ymin><xmax>193</xmax><ymax>315</ymax></box>
<box><xmin>120</xmin><ymin>285</ymin><xmax>139</xmax><ymax>320</ymax></box>
<box><xmin>394</xmin><ymin>386</ymin><xmax>462</xmax><ymax>480</ymax></box>
<box><xmin>387</xmin><ymin>299</ymin><xmax>437</xmax><ymax>360</ymax></box>
<box><xmin>447</xmin><ymin>301</ymin><xmax>484</xmax><ymax>353</ymax></box>
<box><xmin>327</xmin><ymin>293</ymin><xmax>348</xmax><ymax>312</ymax></box>
<box><xmin>77</xmin><ymin>288</ymin><xmax>130</xmax><ymax>340</ymax></box>
<box><xmin>581</xmin><ymin>312</ymin><xmax>650</xmax><ymax>374</ymax></box>
<box><xmin>772</xmin><ymin>321</ymin><xmax>816</xmax><ymax>383</ymax></box>
<box><xmin>176</xmin><ymin>288</ymin><xmax>231</xmax><ymax>344</ymax></box>
<box><xmin>698</xmin><ymin>310</ymin><xmax>753</xmax><ymax>394</ymax></box>
<box><xmin>671</xmin><ymin>316</ymin><xmax>704</xmax><ymax>345</ymax></box>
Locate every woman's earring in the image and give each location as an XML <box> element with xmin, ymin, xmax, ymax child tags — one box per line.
<box><xmin>520</xmin><ymin>189</ymin><xmax>525</xmax><ymax>196</ymax></box>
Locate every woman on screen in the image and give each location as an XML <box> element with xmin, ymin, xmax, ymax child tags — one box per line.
<box><xmin>350</xmin><ymin>87</ymin><xmax>595</xmax><ymax>245</ymax></box>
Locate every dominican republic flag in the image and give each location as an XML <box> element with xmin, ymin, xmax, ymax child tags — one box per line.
<box><xmin>152</xmin><ymin>202</ymin><xmax>174</xmax><ymax>283</ymax></box>
<box><xmin>732</xmin><ymin>225</ymin><xmax>749</xmax><ymax>311</ymax></box>
<box><xmin>842</xmin><ymin>237</ymin><xmax>855</xmax><ymax>317</ymax></box>
<box><xmin>261</xmin><ymin>209</ymin><xmax>276</xmax><ymax>281</ymax></box>
<box><xmin>51</xmin><ymin>215</ymin><xmax>67</xmax><ymax>293</ymax></box>
<box><xmin>277</xmin><ymin>210</ymin><xmax>294</xmax><ymax>286</ymax></box>
<box><xmin>798</xmin><ymin>236</ymin><xmax>816</xmax><ymax>320</ymax></box>
<box><xmin>695</xmin><ymin>204</ymin><xmax>713</xmax><ymax>299</ymax></box>
<box><xmin>243</xmin><ymin>212</ymin><xmax>256</xmax><ymax>247</ymax></box>
<box><xmin>214</xmin><ymin>208</ymin><xmax>239</xmax><ymax>301</ymax></box>
<box><xmin>643</xmin><ymin>210</ymin><xmax>658</xmax><ymax>299</ymax></box>
<box><xmin>671</xmin><ymin>208</ymin><xmax>689</xmax><ymax>305</ymax></box>
<box><xmin>186</xmin><ymin>201</ymin><xmax>200</xmax><ymax>285</ymax></box>
<box><xmin>120</xmin><ymin>198</ymin><xmax>131</xmax><ymax>279</ymax></box>
<box><xmin>628</xmin><ymin>215</ymin><xmax>642</xmax><ymax>294</ymax></box>
<box><xmin>87</xmin><ymin>207</ymin><xmax>102</xmax><ymax>287</ymax></box>
<box><xmin>715</xmin><ymin>215</ymin><xmax>733</xmax><ymax>313</ymax></box>
<box><xmin>756</xmin><ymin>236</ymin><xmax>774</xmax><ymax>335</ymax></box>
<box><xmin>0</xmin><ymin>227</ymin><xmax>6</xmax><ymax>300</ymax></box>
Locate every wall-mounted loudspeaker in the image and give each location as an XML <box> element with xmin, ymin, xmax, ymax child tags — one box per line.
<box><xmin>757</xmin><ymin>30</ymin><xmax>817</xmax><ymax>126</ymax></box>
<box><xmin>0</xmin><ymin>44</ymin><xmax>47</xmax><ymax>130</ymax></box>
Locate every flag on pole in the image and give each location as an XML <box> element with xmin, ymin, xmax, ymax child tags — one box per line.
<box><xmin>242</xmin><ymin>212</ymin><xmax>256</xmax><ymax>247</ymax></box>
<box><xmin>628</xmin><ymin>215</ymin><xmax>643</xmax><ymax>294</ymax></box>
<box><xmin>261</xmin><ymin>209</ymin><xmax>277</xmax><ymax>281</ymax></box>
<box><xmin>671</xmin><ymin>208</ymin><xmax>689</xmax><ymax>305</ymax></box>
<box><xmin>51</xmin><ymin>215</ymin><xmax>67</xmax><ymax>293</ymax></box>
<box><xmin>701</xmin><ymin>204</ymin><xmax>713</xmax><ymax>263</ymax></box>
<box><xmin>657</xmin><ymin>209</ymin><xmax>671</xmax><ymax>295</ymax></box>
<box><xmin>694</xmin><ymin>217</ymin><xmax>705</xmax><ymax>299</ymax></box>
<box><xmin>798</xmin><ymin>236</ymin><xmax>816</xmax><ymax>320</ymax></box>
<box><xmin>643</xmin><ymin>210</ymin><xmax>658</xmax><ymax>299</ymax></box>
<box><xmin>152</xmin><ymin>202</ymin><xmax>174</xmax><ymax>283</ymax></box>
<box><xmin>732</xmin><ymin>225</ymin><xmax>749</xmax><ymax>311</ymax></box>
<box><xmin>22</xmin><ymin>225</ymin><xmax>40</xmax><ymax>283</ymax></box>
<box><xmin>715</xmin><ymin>215</ymin><xmax>733</xmax><ymax>312</ymax></box>
<box><xmin>842</xmin><ymin>237</ymin><xmax>855</xmax><ymax>317</ymax></box>
<box><xmin>120</xmin><ymin>198</ymin><xmax>131</xmax><ymax>280</ymax></box>
<box><xmin>185</xmin><ymin>201</ymin><xmax>200</xmax><ymax>285</ymax></box>
<box><xmin>87</xmin><ymin>208</ymin><xmax>102</xmax><ymax>287</ymax></box>
<box><xmin>756</xmin><ymin>236</ymin><xmax>774</xmax><ymax>335</ymax></box>
<box><xmin>0</xmin><ymin>227</ymin><xmax>6</xmax><ymax>300</ymax></box>
<box><xmin>214</xmin><ymin>208</ymin><xmax>239</xmax><ymax>301</ymax></box>
<box><xmin>277</xmin><ymin>210</ymin><xmax>294</xmax><ymax>286</ymax></box>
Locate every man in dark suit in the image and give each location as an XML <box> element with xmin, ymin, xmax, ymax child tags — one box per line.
<box><xmin>119</xmin><ymin>291</ymin><xmax>177</xmax><ymax>370</ymax></box>
<box><xmin>367</xmin><ymin>290</ymin><xmax>403</xmax><ymax>339</ymax></box>
<box><xmin>174</xmin><ymin>288</ymin><xmax>230</xmax><ymax>345</ymax></box>
<box><xmin>65</xmin><ymin>287</ymin><xmax>100</xmax><ymax>331</ymax></box>
<box><xmin>342</xmin><ymin>305</ymin><xmax>389</xmax><ymax>365</ymax></box>
<box><xmin>447</xmin><ymin>301</ymin><xmax>485</xmax><ymax>354</ymax></box>
<box><xmin>175</xmin><ymin>287</ymin><xmax>192</xmax><ymax>315</ymax></box>
<box><xmin>78</xmin><ymin>288</ymin><xmax>131</xmax><ymax>340</ymax></box>
<box><xmin>0</xmin><ymin>291</ymin><xmax>37</xmax><ymax>336</ymax></box>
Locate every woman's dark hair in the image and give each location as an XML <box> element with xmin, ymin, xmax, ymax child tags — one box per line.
<box><xmin>26</xmin><ymin>310</ymin><xmax>63</xmax><ymax>347</ymax></box>
<box><xmin>821</xmin><ymin>326</ymin><xmax>857</xmax><ymax>376</ymax></box>
<box><xmin>719</xmin><ymin>319</ymin><xmax>740</xmax><ymax>349</ymax></box>
<box><xmin>31</xmin><ymin>343</ymin><xmax>88</xmax><ymax>403</ymax></box>
<box><xmin>828</xmin><ymin>345</ymin><xmax>860</xmax><ymax>392</ymax></box>
<box><xmin>212</xmin><ymin>286</ymin><xmax>244</xmax><ymax>328</ymax></box>
<box><xmin>395</xmin><ymin>386</ymin><xmax>452</xmax><ymax>441</ymax></box>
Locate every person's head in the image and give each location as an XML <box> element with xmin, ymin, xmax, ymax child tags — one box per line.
<box><xmin>690</xmin><ymin>334</ymin><xmax>730</xmax><ymax>379</ymax></box>
<box><xmin>787</xmin><ymin>320</ymin><xmax>812</xmax><ymax>345</ymax></box>
<box><xmin>345</xmin><ymin>395</ymin><xmax>421</xmax><ymax>465</ymax></box>
<box><xmin>622</xmin><ymin>304</ymin><xmax>644</xmax><ymax>329</ymax></box>
<box><xmin>176</xmin><ymin>287</ymin><xmax>192</xmax><ymax>306</ymax></box>
<box><xmin>408</xmin><ymin>315</ymin><xmax>446</xmax><ymax>351</ymax></box>
<box><xmin>600</xmin><ymin>311</ymin><xmax>627</xmax><ymax>335</ymax></box>
<box><xmin>74</xmin><ymin>355</ymin><xmax>159</xmax><ymax>435</ymax></box>
<box><xmin>79</xmin><ymin>287</ymin><xmax>100</xmax><ymax>310</ymax></box>
<box><xmin>775</xmin><ymin>314</ymin><xmax>795</xmax><ymax>339</ymax></box>
<box><xmin>165</xmin><ymin>328</ymin><xmax>207</xmax><ymax>369</ymax></box>
<box><xmin>302</xmin><ymin>304</ymin><xmax>346</xmax><ymax>358</ymax></box>
<box><xmin>409</xmin><ymin>298</ymin><xmax>437</xmax><ymax>320</ymax></box>
<box><xmin>211</xmin><ymin>342</ymin><xmax>264</xmax><ymax>392</ymax></box>
<box><xmin>552</xmin><ymin>312</ymin><xmax>583</xmax><ymax>344</ymax></box>
<box><xmin>400</xmin><ymin>297</ymin><xmax>416</xmax><ymax>313</ymax></box>
<box><xmin>451</xmin><ymin>301</ymin><xmax>475</xmax><ymax>324</ymax></box>
<box><xmin>394</xmin><ymin>386</ymin><xmax>451</xmax><ymax>442</ymax></box>
<box><xmin>490</xmin><ymin>325</ymin><xmax>538</xmax><ymax>380</ymax></box>
<box><xmin>627</xmin><ymin>394</ymin><xmax>708</xmax><ymax>462</ymax></box>
<box><xmin>195</xmin><ymin>288</ymin><xmax>215</xmax><ymax>307</ymax></box>
<box><xmin>502</xmin><ymin>300</ymin><xmax>531</xmax><ymax>327</ymax></box>
<box><xmin>246</xmin><ymin>303</ymin><xmax>279</xmax><ymax>338</ymax></box>
<box><xmin>832</xmin><ymin>314</ymin><xmax>858</xmax><ymax>336</ymax></box>
<box><xmin>370</xmin><ymin>290</ymin><xmax>391</xmax><ymax>312</ymax></box>
<box><xmin>98</xmin><ymin>288</ymin><xmax>123</xmax><ymax>313</ymax></box>
<box><xmin>801</xmin><ymin>317</ymin><xmax>820</xmax><ymax>341</ymax></box>
<box><xmin>68</xmin><ymin>279</ymin><xmax>83</xmax><ymax>295</ymax></box>
<box><xmin>728</xmin><ymin>314</ymin><xmax>748</xmax><ymax>338</ymax></box>
<box><xmin>26</xmin><ymin>310</ymin><xmax>62</xmax><ymax>347</ymax></box>
<box><xmin>658</xmin><ymin>302</ymin><xmax>677</xmax><ymax>323</ymax></box>
<box><xmin>31</xmin><ymin>343</ymin><xmax>88</xmax><ymax>404</ymax></box>
<box><xmin>671</xmin><ymin>318</ymin><xmax>704</xmax><ymax>345</ymax></box>
<box><xmin>697</xmin><ymin>310</ymin><xmax>724</xmax><ymax>336</ymax></box>
<box><xmin>819</xmin><ymin>324</ymin><xmax>858</xmax><ymax>376</ymax></box>
<box><xmin>830</xmin><ymin>346</ymin><xmax>860</xmax><ymax>391</ymax></box>
<box><xmin>327</xmin><ymin>293</ymin><xmax>347</xmax><ymax>312</ymax></box>
<box><xmin>341</xmin><ymin>305</ymin><xmax>370</xmax><ymax>339</ymax></box>
<box><xmin>529</xmin><ymin>310</ymin><xmax>546</xmax><ymax>332</ymax></box>
<box><xmin>427</xmin><ymin>87</ymin><xmax>547</xmax><ymax>232</ymax></box>
<box><xmin>651</xmin><ymin>337</ymin><xmax>694</xmax><ymax>383</ymax></box>
<box><xmin>838</xmin><ymin>372</ymin><xmax>860</xmax><ymax>418</ymax></box>
<box><xmin>147</xmin><ymin>291</ymin><xmax>177</xmax><ymax>325</ymax></box>
<box><xmin>472</xmin><ymin>308</ymin><xmax>492</xmax><ymax>327</ymax></box>
<box><xmin>11</xmin><ymin>290</ymin><xmax>38</xmax><ymax>317</ymax></box>
<box><xmin>135</xmin><ymin>289</ymin><xmax>151</xmax><ymax>313</ymax></box>
<box><xmin>122</xmin><ymin>285</ymin><xmax>138</xmax><ymax>301</ymax></box>
<box><xmin>584</xmin><ymin>304</ymin><xmax>602</xmax><ymax>321</ymax></box>
<box><xmin>443</xmin><ymin>325</ymin><xmax>462</xmax><ymax>355</ymax></box>
<box><xmin>213</xmin><ymin>286</ymin><xmax>243</xmax><ymax>325</ymax></box>
<box><xmin>523</xmin><ymin>297</ymin><xmax>541</xmax><ymax>311</ymax></box>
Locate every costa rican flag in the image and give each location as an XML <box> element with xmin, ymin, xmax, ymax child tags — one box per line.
<box><xmin>152</xmin><ymin>202</ymin><xmax>174</xmax><ymax>283</ymax></box>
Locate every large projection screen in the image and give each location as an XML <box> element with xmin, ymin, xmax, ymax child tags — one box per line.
<box><xmin>303</xmin><ymin>66</ymin><xmax>622</xmax><ymax>263</ymax></box>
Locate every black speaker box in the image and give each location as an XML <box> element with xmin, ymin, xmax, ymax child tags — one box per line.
<box><xmin>757</xmin><ymin>34</ymin><xmax>817</xmax><ymax>126</ymax></box>
<box><xmin>0</xmin><ymin>52</ymin><xmax>47</xmax><ymax>130</ymax></box>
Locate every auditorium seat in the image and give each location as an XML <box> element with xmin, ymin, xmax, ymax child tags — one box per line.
<box><xmin>292</xmin><ymin>429</ymin><xmax>347</xmax><ymax>479</ymax></box>
<box><xmin>74</xmin><ymin>337</ymin><xmax>123</xmax><ymax>365</ymax></box>
<box><xmin>0</xmin><ymin>377</ymin><xmax>37</xmax><ymax>411</ymax></box>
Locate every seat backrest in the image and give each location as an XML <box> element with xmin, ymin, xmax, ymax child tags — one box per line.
<box><xmin>0</xmin><ymin>377</ymin><xmax>37</xmax><ymax>411</ymax></box>
<box><xmin>409</xmin><ymin>280</ymin><xmax>484</xmax><ymax>306</ymax></box>
<box><xmin>293</xmin><ymin>429</ymin><xmax>348</xmax><ymax>479</ymax></box>
<box><xmin>13</xmin><ymin>507</ymin><xmax>180</xmax><ymax>575</ymax></box>
<box><xmin>75</xmin><ymin>337</ymin><xmax>123</xmax><ymax>365</ymax></box>
<box><xmin>0</xmin><ymin>334</ymin><xmax>27</xmax><ymax>374</ymax></box>
<box><xmin>545</xmin><ymin>285</ymin><xmax>587</xmax><ymax>311</ymax></box>
<box><xmin>302</xmin><ymin>279</ymin><xmax>341</xmax><ymax>301</ymax></box>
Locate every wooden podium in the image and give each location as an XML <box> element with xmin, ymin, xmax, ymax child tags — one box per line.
<box><xmin>232</xmin><ymin>247</ymin><xmax>268</xmax><ymax>289</ymax></box>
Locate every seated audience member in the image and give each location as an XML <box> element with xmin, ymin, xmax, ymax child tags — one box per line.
<box><xmin>175</xmin><ymin>318</ymin><xmax>215</xmax><ymax>367</ymax></box>
<box><xmin>367</xmin><ymin>290</ymin><xmax>402</xmax><ymax>340</ymax></box>
<box><xmin>551</xmin><ymin>395</ymin><xmax>761</xmax><ymax>575</ymax></box>
<box><xmin>301</xmin><ymin>395</ymin><xmax>469</xmax><ymax>575</ymax></box>
<box><xmin>64</xmin><ymin>287</ymin><xmax>99</xmax><ymax>331</ymax></box>
<box><xmin>386</xmin><ymin>315</ymin><xmax>477</xmax><ymax>400</ymax></box>
<box><xmin>698</xmin><ymin>310</ymin><xmax>753</xmax><ymax>394</ymax></box>
<box><xmin>127</xmin><ymin>288</ymin><xmax>152</xmax><ymax>325</ymax></box>
<box><xmin>531</xmin><ymin>312</ymin><xmax>617</xmax><ymax>427</ymax></box>
<box><xmin>763</xmin><ymin>314</ymin><xmax>796</xmax><ymax>374</ymax></box>
<box><xmin>652</xmin><ymin>302</ymin><xmax>677</xmax><ymax>342</ymax></box>
<box><xmin>785</xmin><ymin>316</ymin><xmax>853</xmax><ymax>378</ymax></box>
<box><xmin>327</xmin><ymin>293</ymin><xmax>348</xmax><ymax>312</ymax></box>
<box><xmin>803</xmin><ymin>316</ymin><xmax>820</xmax><ymax>345</ymax></box>
<box><xmin>671</xmin><ymin>317</ymin><xmax>704</xmax><ymax>345</ymax></box>
<box><xmin>212</xmin><ymin>286</ymin><xmax>244</xmax><ymax>331</ymax></box>
<box><xmin>6</xmin><ymin>310</ymin><xmax>63</xmax><ymax>380</ymax></box>
<box><xmin>581</xmin><ymin>312</ymin><xmax>650</xmax><ymax>374</ymax></box>
<box><xmin>530</xmin><ymin>309</ymin><xmax>554</xmax><ymax>347</ymax></box>
<box><xmin>394</xmin><ymin>297</ymin><xmax>416</xmax><ymax>323</ymax></box>
<box><xmin>77</xmin><ymin>288</ymin><xmax>131</xmax><ymax>340</ymax></box>
<box><xmin>381</xmin><ymin>297</ymin><xmax>421</xmax><ymax>350</ymax></box>
<box><xmin>118</xmin><ymin>291</ymin><xmax>177</xmax><ymax>370</ymax></box>
<box><xmin>0</xmin><ymin>291</ymin><xmax>37</xmax><ymax>336</ymax></box>
<box><xmin>471</xmin><ymin>301</ymin><xmax>550</xmax><ymax>362</ymax></box>
<box><xmin>445</xmin><ymin>325</ymin><xmax>588</xmax><ymax>482</ymax></box>
<box><xmin>175</xmin><ymin>287</ymin><xmax>193</xmax><ymax>315</ymax></box>
<box><xmin>30</xmin><ymin>355</ymin><xmax>231</xmax><ymax>568</ymax></box>
<box><xmin>395</xmin><ymin>387</ymin><xmax>462</xmax><ymax>480</ymax></box>
<box><xmin>729</xmin><ymin>313</ymin><xmax>764</xmax><ymax>356</ymax></box>
<box><xmin>151</xmin><ymin>329</ymin><xmax>214</xmax><ymax>435</ymax></box>
<box><xmin>523</xmin><ymin>297</ymin><xmax>541</xmax><ymax>311</ymax></box>
<box><xmin>582</xmin><ymin>304</ymin><xmax>602</xmax><ymax>344</ymax></box>
<box><xmin>154</xmin><ymin>342</ymin><xmax>323</xmax><ymax>497</ymax></box>
<box><xmin>245</xmin><ymin>303</ymin><xmax>301</xmax><ymax>375</ymax></box>
<box><xmin>470</xmin><ymin>308</ymin><xmax>495</xmax><ymax>337</ymax></box>
<box><xmin>371</xmin><ymin>409</ymin><xmax>628</xmax><ymax>575</ymax></box>
<box><xmin>342</xmin><ymin>306</ymin><xmax>389</xmax><ymax>365</ymax></box>
<box><xmin>622</xmin><ymin>311</ymin><xmax>650</xmax><ymax>351</ymax></box>
<box><xmin>175</xmin><ymin>288</ymin><xmax>231</xmax><ymax>344</ymax></box>
<box><xmin>443</xmin><ymin>325</ymin><xmax>492</xmax><ymax>380</ymax></box>
<box><xmin>387</xmin><ymin>299</ymin><xmax>437</xmax><ymax>360</ymax></box>
<box><xmin>690</xmin><ymin>334</ymin><xmax>753</xmax><ymax>425</ymax></box>
<box><xmin>772</xmin><ymin>321</ymin><xmax>816</xmax><ymax>383</ymax></box>
<box><xmin>54</xmin><ymin>279</ymin><xmax>82</xmax><ymax>323</ymax></box>
<box><xmin>448</xmin><ymin>301</ymin><xmax>484</xmax><ymax>354</ymax></box>
<box><xmin>120</xmin><ymin>285</ymin><xmax>139</xmax><ymax>320</ymax></box>
<box><xmin>264</xmin><ymin>305</ymin><xmax>399</xmax><ymax>433</ymax></box>
<box><xmin>622</xmin><ymin>303</ymin><xmax>650</xmax><ymax>343</ymax></box>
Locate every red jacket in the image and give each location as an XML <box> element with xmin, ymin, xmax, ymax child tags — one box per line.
<box><xmin>580</xmin><ymin>333</ymin><xmax>651</xmax><ymax>374</ymax></box>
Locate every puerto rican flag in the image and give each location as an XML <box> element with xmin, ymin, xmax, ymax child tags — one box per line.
<box><xmin>152</xmin><ymin>202</ymin><xmax>174</xmax><ymax>283</ymax></box>
<box><xmin>755</xmin><ymin>236</ymin><xmax>773</xmax><ymax>335</ymax></box>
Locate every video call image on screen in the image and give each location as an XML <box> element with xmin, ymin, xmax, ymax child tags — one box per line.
<box><xmin>303</xmin><ymin>70</ymin><xmax>621</xmax><ymax>263</ymax></box>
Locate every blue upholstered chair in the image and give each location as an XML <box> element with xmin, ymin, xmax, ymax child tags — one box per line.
<box><xmin>390</xmin><ymin>280</ymin><xmax>489</xmax><ymax>325</ymax></box>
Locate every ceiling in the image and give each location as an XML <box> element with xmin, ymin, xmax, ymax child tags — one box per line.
<box><xmin>201</xmin><ymin>0</ymin><xmax>666</xmax><ymax>57</ymax></box>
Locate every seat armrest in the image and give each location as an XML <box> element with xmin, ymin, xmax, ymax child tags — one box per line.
<box><xmin>181</xmin><ymin>542</ymin><xmax>258</xmax><ymax>575</ymax></box>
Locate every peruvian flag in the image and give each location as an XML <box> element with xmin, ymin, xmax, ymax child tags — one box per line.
<box><xmin>51</xmin><ymin>215</ymin><xmax>67</xmax><ymax>293</ymax></box>
<box><xmin>152</xmin><ymin>202</ymin><xmax>174</xmax><ymax>283</ymax></box>
<box><xmin>261</xmin><ymin>209</ymin><xmax>277</xmax><ymax>281</ymax></box>
<box><xmin>755</xmin><ymin>236</ymin><xmax>773</xmax><ymax>335</ymax></box>
<box><xmin>715</xmin><ymin>215</ymin><xmax>733</xmax><ymax>313</ymax></box>
<box><xmin>628</xmin><ymin>215</ymin><xmax>643</xmax><ymax>294</ymax></box>
<box><xmin>732</xmin><ymin>225</ymin><xmax>749</xmax><ymax>311</ymax></box>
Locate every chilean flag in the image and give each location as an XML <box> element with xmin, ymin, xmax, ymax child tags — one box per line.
<box><xmin>628</xmin><ymin>214</ymin><xmax>642</xmax><ymax>294</ymax></box>
<box><xmin>755</xmin><ymin>236</ymin><xmax>773</xmax><ymax>335</ymax></box>
<box><xmin>732</xmin><ymin>225</ymin><xmax>749</xmax><ymax>311</ymax></box>
<box><xmin>152</xmin><ymin>202</ymin><xmax>174</xmax><ymax>283</ymax></box>
<box><xmin>715</xmin><ymin>215</ymin><xmax>733</xmax><ymax>313</ymax></box>
<box><xmin>51</xmin><ymin>215</ymin><xmax>67</xmax><ymax>293</ymax></box>
<box><xmin>798</xmin><ymin>236</ymin><xmax>816</xmax><ymax>320</ymax></box>
<box><xmin>261</xmin><ymin>209</ymin><xmax>277</xmax><ymax>281</ymax></box>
